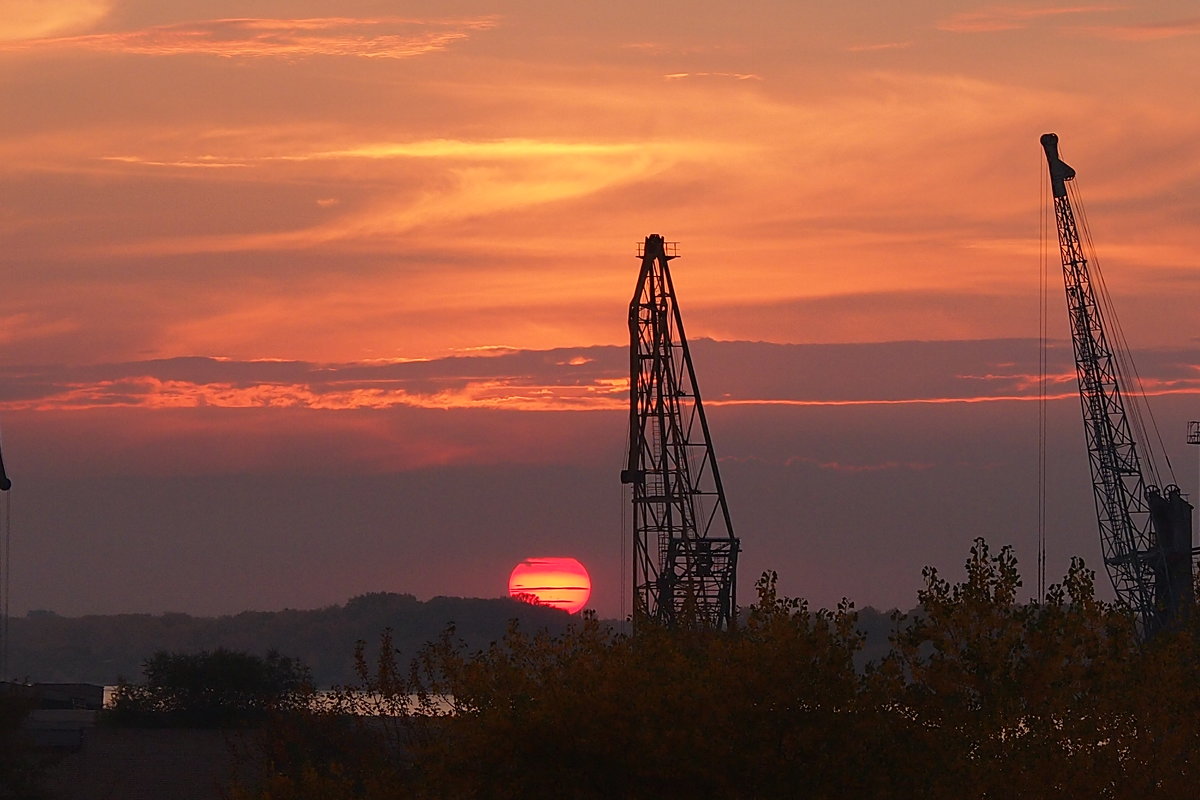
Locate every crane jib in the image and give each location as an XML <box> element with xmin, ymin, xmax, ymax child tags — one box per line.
<box><xmin>1041</xmin><ymin>133</ymin><xmax>1194</xmax><ymax>638</ymax></box>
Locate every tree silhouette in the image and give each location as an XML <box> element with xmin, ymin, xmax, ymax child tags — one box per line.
<box><xmin>109</xmin><ymin>648</ymin><xmax>312</xmax><ymax>728</ymax></box>
<box><xmin>230</xmin><ymin>541</ymin><xmax>1200</xmax><ymax>798</ymax></box>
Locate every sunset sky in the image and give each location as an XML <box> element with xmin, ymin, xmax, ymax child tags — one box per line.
<box><xmin>4</xmin><ymin>1</ymin><xmax>1200</xmax><ymax>619</ymax></box>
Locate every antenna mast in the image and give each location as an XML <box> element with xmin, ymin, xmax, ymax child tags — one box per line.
<box><xmin>621</xmin><ymin>234</ymin><xmax>739</xmax><ymax>630</ymax></box>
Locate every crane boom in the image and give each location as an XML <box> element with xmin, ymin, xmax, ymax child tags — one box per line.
<box><xmin>1041</xmin><ymin>133</ymin><xmax>1194</xmax><ymax>636</ymax></box>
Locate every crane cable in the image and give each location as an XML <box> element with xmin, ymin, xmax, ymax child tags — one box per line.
<box><xmin>0</xmin><ymin>420</ymin><xmax>8</xmax><ymax>680</ymax></box>
<box><xmin>1038</xmin><ymin>148</ymin><xmax>1049</xmax><ymax>603</ymax></box>
<box><xmin>1065</xmin><ymin>177</ymin><xmax>1175</xmax><ymax>490</ymax></box>
<box><xmin>620</xmin><ymin>420</ymin><xmax>629</xmax><ymax>624</ymax></box>
<box><xmin>1</xmin><ymin>490</ymin><xmax>9</xmax><ymax>681</ymax></box>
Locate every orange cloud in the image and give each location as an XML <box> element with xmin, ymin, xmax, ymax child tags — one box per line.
<box><xmin>103</xmin><ymin>138</ymin><xmax>660</xmax><ymax>170</ymax></box>
<box><xmin>0</xmin><ymin>0</ymin><xmax>111</xmax><ymax>42</ymax></box>
<box><xmin>7</xmin><ymin>341</ymin><xmax>1200</xmax><ymax>415</ymax></box>
<box><xmin>0</xmin><ymin>351</ymin><xmax>635</xmax><ymax>413</ymax></box>
<box><xmin>620</xmin><ymin>41</ymin><xmax>745</xmax><ymax>56</ymax></box>
<box><xmin>10</xmin><ymin>377</ymin><xmax>629</xmax><ymax>413</ymax></box>
<box><xmin>0</xmin><ymin>312</ymin><xmax>78</xmax><ymax>345</ymax></box>
<box><xmin>663</xmin><ymin>72</ymin><xmax>762</xmax><ymax>81</ymax></box>
<box><xmin>1</xmin><ymin>16</ymin><xmax>497</xmax><ymax>58</ymax></box>
<box><xmin>100</xmin><ymin>155</ymin><xmax>250</xmax><ymax>170</ymax></box>
<box><xmin>289</xmin><ymin>139</ymin><xmax>649</xmax><ymax>162</ymax></box>
<box><xmin>87</xmin><ymin>135</ymin><xmax>742</xmax><ymax>258</ymax></box>
<box><xmin>846</xmin><ymin>41</ymin><xmax>913</xmax><ymax>52</ymax></box>
<box><xmin>710</xmin><ymin>394</ymin><xmax>1078</xmax><ymax>408</ymax></box>
<box><xmin>2</xmin><ymin>0</ymin><xmax>1197</xmax><ymax>383</ymax></box>
<box><xmin>1083</xmin><ymin>17</ymin><xmax>1200</xmax><ymax>40</ymax></box>
<box><xmin>100</xmin><ymin>138</ymin><xmax>651</xmax><ymax>173</ymax></box>
<box><xmin>938</xmin><ymin>5</ymin><xmax>1123</xmax><ymax>33</ymax></box>
<box><xmin>0</xmin><ymin>377</ymin><xmax>1089</xmax><ymax>414</ymax></box>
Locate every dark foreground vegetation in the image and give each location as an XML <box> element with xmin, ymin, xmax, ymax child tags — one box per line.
<box><xmin>215</xmin><ymin>539</ymin><xmax>1200</xmax><ymax>799</ymax></box>
<box><xmin>107</xmin><ymin>649</ymin><xmax>313</xmax><ymax>728</ymax></box>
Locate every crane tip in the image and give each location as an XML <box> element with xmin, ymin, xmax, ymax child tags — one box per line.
<box><xmin>1040</xmin><ymin>132</ymin><xmax>1075</xmax><ymax>197</ymax></box>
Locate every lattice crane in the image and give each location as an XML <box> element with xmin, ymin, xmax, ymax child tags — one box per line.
<box><xmin>1041</xmin><ymin>133</ymin><xmax>1195</xmax><ymax>636</ymax></box>
<box><xmin>621</xmin><ymin>234</ymin><xmax>740</xmax><ymax>629</ymax></box>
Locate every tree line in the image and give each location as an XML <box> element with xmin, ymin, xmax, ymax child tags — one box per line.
<box><xmin>213</xmin><ymin>539</ymin><xmax>1200</xmax><ymax>799</ymax></box>
<box><xmin>5</xmin><ymin>592</ymin><xmax>576</xmax><ymax>686</ymax></box>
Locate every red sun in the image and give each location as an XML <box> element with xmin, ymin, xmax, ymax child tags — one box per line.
<box><xmin>508</xmin><ymin>557</ymin><xmax>592</xmax><ymax>614</ymax></box>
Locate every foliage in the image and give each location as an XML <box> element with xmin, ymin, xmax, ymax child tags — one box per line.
<box><xmin>879</xmin><ymin>539</ymin><xmax>1143</xmax><ymax>797</ymax></box>
<box><xmin>237</xmin><ymin>576</ymin><xmax>886</xmax><ymax>798</ymax></box>
<box><xmin>232</xmin><ymin>540</ymin><xmax>1200</xmax><ymax>798</ymax></box>
<box><xmin>106</xmin><ymin>648</ymin><xmax>313</xmax><ymax>728</ymax></box>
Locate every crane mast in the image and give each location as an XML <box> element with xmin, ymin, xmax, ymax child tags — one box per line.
<box><xmin>1041</xmin><ymin>133</ymin><xmax>1194</xmax><ymax>636</ymax></box>
<box><xmin>621</xmin><ymin>234</ymin><xmax>739</xmax><ymax>630</ymax></box>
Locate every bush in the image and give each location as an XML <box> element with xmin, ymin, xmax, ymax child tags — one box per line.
<box><xmin>107</xmin><ymin>648</ymin><xmax>313</xmax><ymax>728</ymax></box>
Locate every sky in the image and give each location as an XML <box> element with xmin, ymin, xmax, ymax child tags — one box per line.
<box><xmin>3</xmin><ymin>0</ymin><xmax>1200</xmax><ymax>619</ymax></box>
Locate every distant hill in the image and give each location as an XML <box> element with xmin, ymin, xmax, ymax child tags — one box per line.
<box><xmin>4</xmin><ymin>593</ymin><xmax>577</xmax><ymax>687</ymax></box>
<box><xmin>3</xmin><ymin>595</ymin><xmax>903</xmax><ymax>687</ymax></box>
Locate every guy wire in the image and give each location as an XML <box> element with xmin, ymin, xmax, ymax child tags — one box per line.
<box><xmin>1038</xmin><ymin>148</ymin><xmax>1049</xmax><ymax>602</ymax></box>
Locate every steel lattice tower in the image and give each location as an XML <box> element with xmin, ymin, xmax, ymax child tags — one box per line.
<box><xmin>620</xmin><ymin>234</ymin><xmax>740</xmax><ymax>630</ymax></box>
<box><xmin>1042</xmin><ymin>133</ymin><xmax>1194</xmax><ymax>636</ymax></box>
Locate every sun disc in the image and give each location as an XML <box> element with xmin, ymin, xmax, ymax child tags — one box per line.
<box><xmin>508</xmin><ymin>557</ymin><xmax>591</xmax><ymax>614</ymax></box>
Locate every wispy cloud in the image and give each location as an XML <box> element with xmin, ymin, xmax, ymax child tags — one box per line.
<box><xmin>846</xmin><ymin>41</ymin><xmax>913</xmax><ymax>53</ymax></box>
<box><xmin>1</xmin><ymin>16</ymin><xmax>497</xmax><ymax>58</ymax></box>
<box><xmin>0</xmin><ymin>0</ymin><xmax>112</xmax><ymax>42</ymax></box>
<box><xmin>1082</xmin><ymin>17</ymin><xmax>1200</xmax><ymax>40</ymax></box>
<box><xmin>663</xmin><ymin>72</ymin><xmax>762</xmax><ymax>81</ymax></box>
<box><xmin>938</xmin><ymin>5</ymin><xmax>1123</xmax><ymax>33</ymax></box>
<box><xmin>710</xmin><ymin>393</ymin><xmax>1079</xmax><ymax>408</ymax></box>
<box><xmin>14</xmin><ymin>376</ymin><xmax>627</xmax><ymax>412</ymax></box>
<box><xmin>97</xmin><ymin>138</ymin><xmax>676</xmax><ymax>171</ymax></box>
<box><xmin>0</xmin><ymin>350</ymin><xmax>630</xmax><ymax>413</ymax></box>
<box><xmin>90</xmin><ymin>136</ymin><xmax>738</xmax><ymax>255</ymax></box>
<box><xmin>8</xmin><ymin>340</ymin><xmax>1200</xmax><ymax>413</ymax></box>
<box><xmin>284</xmin><ymin>139</ymin><xmax>648</xmax><ymax>162</ymax></box>
<box><xmin>0</xmin><ymin>312</ymin><xmax>78</xmax><ymax>345</ymax></box>
<box><xmin>99</xmin><ymin>138</ymin><xmax>649</xmax><ymax>170</ymax></box>
<box><xmin>621</xmin><ymin>41</ymin><xmax>742</xmax><ymax>56</ymax></box>
<box><xmin>100</xmin><ymin>155</ymin><xmax>250</xmax><ymax>170</ymax></box>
